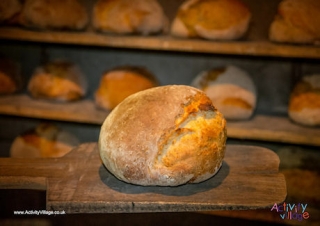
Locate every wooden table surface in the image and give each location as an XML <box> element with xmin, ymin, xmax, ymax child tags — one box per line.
<box><xmin>0</xmin><ymin>143</ymin><xmax>286</xmax><ymax>213</ymax></box>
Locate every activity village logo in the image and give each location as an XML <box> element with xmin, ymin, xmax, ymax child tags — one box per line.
<box><xmin>271</xmin><ymin>202</ymin><xmax>310</xmax><ymax>222</ymax></box>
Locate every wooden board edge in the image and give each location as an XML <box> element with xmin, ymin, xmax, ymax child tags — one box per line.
<box><xmin>47</xmin><ymin>199</ymin><xmax>286</xmax><ymax>214</ymax></box>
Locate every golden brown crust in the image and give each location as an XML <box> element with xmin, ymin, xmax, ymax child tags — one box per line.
<box><xmin>93</xmin><ymin>0</ymin><xmax>168</xmax><ymax>35</ymax></box>
<box><xmin>0</xmin><ymin>0</ymin><xmax>22</xmax><ymax>24</ymax></box>
<box><xmin>288</xmin><ymin>75</ymin><xmax>320</xmax><ymax>126</ymax></box>
<box><xmin>28</xmin><ymin>60</ymin><xmax>87</xmax><ymax>102</ymax></box>
<box><xmin>289</xmin><ymin>79</ymin><xmax>320</xmax><ymax>111</ymax></box>
<box><xmin>0</xmin><ymin>57</ymin><xmax>21</xmax><ymax>94</ymax></box>
<box><xmin>171</xmin><ymin>0</ymin><xmax>251</xmax><ymax>40</ymax></box>
<box><xmin>191</xmin><ymin>66</ymin><xmax>256</xmax><ymax>120</ymax></box>
<box><xmin>99</xmin><ymin>85</ymin><xmax>227</xmax><ymax>186</ymax></box>
<box><xmin>94</xmin><ymin>66</ymin><xmax>158</xmax><ymax>110</ymax></box>
<box><xmin>222</xmin><ymin>97</ymin><xmax>252</xmax><ymax>110</ymax></box>
<box><xmin>269</xmin><ymin>0</ymin><xmax>320</xmax><ymax>44</ymax></box>
<box><xmin>19</xmin><ymin>0</ymin><xmax>88</xmax><ymax>30</ymax></box>
<box><xmin>10</xmin><ymin>123</ymin><xmax>80</xmax><ymax>158</ymax></box>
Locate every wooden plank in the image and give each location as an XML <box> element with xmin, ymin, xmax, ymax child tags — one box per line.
<box><xmin>0</xmin><ymin>143</ymin><xmax>286</xmax><ymax>213</ymax></box>
<box><xmin>47</xmin><ymin>143</ymin><xmax>286</xmax><ymax>213</ymax></box>
<box><xmin>227</xmin><ymin>115</ymin><xmax>320</xmax><ymax>146</ymax></box>
<box><xmin>0</xmin><ymin>94</ymin><xmax>108</xmax><ymax>124</ymax></box>
<box><xmin>0</xmin><ymin>176</ymin><xmax>46</xmax><ymax>190</ymax></box>
<box><xmin>0</xmin><ymin>27</ymin><xmax>319</xmax><ymax>59</ymax></box>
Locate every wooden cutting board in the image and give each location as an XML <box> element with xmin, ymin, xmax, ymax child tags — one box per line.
<box><xmin>0</xmin><ymin>143</ymin><xmax>286</xmax><ymax>213</ymax></box>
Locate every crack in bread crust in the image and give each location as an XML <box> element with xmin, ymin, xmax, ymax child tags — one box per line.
<box><xmin>155</xmin><ymin>93</ymin><xmax>226</xmax><ymax>184</ymax></box>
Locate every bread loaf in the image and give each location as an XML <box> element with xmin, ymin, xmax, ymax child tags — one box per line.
<box><xmin>269</xmin><ymin>0</ymin><xmax>320</xmax><ymax>44</ymax></box>
<box><xmin>93</xmin><ymin>0</ymin><xmax>168</xmax><ymax>35</ymax></box>
<box><xmin>28</xmin><ymin>60</ymin><xmax>87</xmax><ymax>102</ymax></box>
<box><xmin>19</xmin><ymin>0</ymin><xmax>88</xmax><ymax>30</ymax></box>
<box><xmin>288</xmin><ymin>74</ymin><xmax>320</xmax><ymax>126</ymax></box>
<box><xmin>10</xmin><ymin>123</ymin><xmax>80</xmax><ymax>158</ymax></box>
<box><xmin>95</xmin><ymin>65</ymin><xmax>158</xmax><ymax>110</ymax></box>
<box><xmin>99</xmin><ymin>85</ymin><xmax>227</xmax><ymax>186</ymax></box>
<box><xmin>0</xmin><ymin>0</ymin><xmax>22</xmax><ymax>24</ymax></box>
<box><xmin>170</xmin><ymin>0</ymin><xmax>251</xmax><ymax>40</ymax></box>
<box><xmin>0</xmin><ymin>57</ymin><xmax>21</xmax><ymax>95</ymax></box>
<box><xmin>191</xmin><ymin>65</ymin><xmax>257</xmax><ymax>120</ymax></box>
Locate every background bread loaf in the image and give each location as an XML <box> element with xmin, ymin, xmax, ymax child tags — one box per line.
<box><xmin>269</xmin><ymin>0</ymin><xmax>320</xmax><ymax>44</ymax></box>
<box><xmin>93</xmin><ymin>0</ymin><xmax>168</xmax><ymax>35</ymax></box>
<box><xmin>0</xmin><ymin>0</ymin><xmax>22</xmax><ymax>24</ymax></box>
<box><xmin>95</xmin><ymin>65</ymin><xmax>158</xmax><ymax>110</ymax></box>
<box><xmin>10</xmin><ymin>123</ymin><xmax>80</xmax><ymax>158</ymax></box>
<box><xmin>170</xmin><ymin>0</ymin><xmax>251</xmax><ymax>40</ymax></box>
<box><xmin>99</xmin><ymin>85</ymin><xmax>227</xmax><ymax>186</ymax></box>
<box><xmin>28</xmin><ymin>59</ymin><xmax>87</xmax><ymax>102</ymax></box>
<box><xmin>288</xmin><ymin>74</ymin><xmax>320</xmax><ymax>126</ymax></box>
<box><xmin>191</xmin><ymin>65</ymin><xmax>257</xmax><ymax>120</ymax></box>
<box><xmin>0</xmin><ymin>57</ymin><xmax>21</xmax><ymax>95</ymax></box>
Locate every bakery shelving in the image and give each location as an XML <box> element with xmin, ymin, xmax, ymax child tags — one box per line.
<box><xmin>0</xmin><ymin>27</ymin><xmax>320</xmax><ymax>59</ymax></box>
<box><xmin>0</xmin><ymin>94</ymin><xmax>319</xmax><ymax>147</ymax></box>
<box><xmin>0</xmin><ymin>0</ymin><xmax>320</xmax><ymax>148</ymax></box>
<box><xmin>0</xmin><ymin>94</ymin><xmax>108</xmax><ymax>124</ymax></box>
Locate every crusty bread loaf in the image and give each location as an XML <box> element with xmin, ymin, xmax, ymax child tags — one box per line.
<box><xmin>288</xmin><ymin>74</ymin><xmax>320</xmax><ymax>126</ymax></box>
<box><xmin>10</xmin><ymin>123</ymin><xmax>80</xmax><ymax>158</ymax></box>
<box><xmin>93</xmin><ymin>0</ymin><xmax>168</xmax><ymax>35</ymax></box>
<box><xmin>99</xmin><ymin>85</ymin><xmax>227</xmax><ymax>186</ymax></box>
<box><xmin>28</xmin><ymin>60</ymin><xmax>87</xmax><ymax>102</ymax></box>
<box><xmin>19</xmin><ymin>0</ymin><xmax>88</xmax><ymax>30</ymax></box>
<box><xmin>0</xmin><ymin>0</ymin><xmax>22</xmax><ymax>24</ymax></box>
<box><xmin>170</xmin><ymin>0</ymin><xmax>251</xmax><ymax>40</ymax></box>
<box><xmin>269</xmin><ymin>0</ymin><xmax>320</xmax><ymax>44</ymax></box>
<box><xmin>95</xmin><ymin>65</ymin><xmax>158</xmax><ymax>110</ymax></box>
<box><xmin>191</xmin><ymin>65</ymin><xmax>256</xmax><ymax>120</ymax></box>
<box><xmin>0</xmin><ymin>57</ymin><xmax>21</xmax><ymax>95</ymax></box>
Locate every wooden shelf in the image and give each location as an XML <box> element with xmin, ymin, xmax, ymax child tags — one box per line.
<box><xmin>227</xmin><ymin>116</ymin><xmax>320</xmax><ymax>146</ymax></box>
<box><xmin>1</xmin><ymin>27</ymin><xmax>320</xmax><ymax>59</ymax></box>
<box><xmin>0</xmin><ymin>94</ymin><xmax>109</xmax><ymax>124</ymax></box>
<box><xmin>0</xmin><ymin>94</ymin><xmax>319</xmax><ymax>146</ymax></box>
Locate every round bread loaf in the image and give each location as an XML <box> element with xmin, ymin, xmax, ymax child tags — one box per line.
<box><xmin>0</xmin><ymin>57</ymin><xmax>21</xmax><ymax>95</ymax></box>
<box><xmin>269</xmin><ymin>0</ymin><xmax>320</xmax><ymax>44</ymax></box>
<box><xmin>191</xmin><ymin>65</ymin><xmax>257</xmax><ymax>120</ymax></box>
<box><xmin>19</xmin><ymin>0</ymin><xmax>88</xmax><ymax>30</ymax></box>
<box><xmin>99</xmin><ymin>85</ymin><xmax>227</xmax><ymax>186</ymax></box>
<box><xmin>288</xmin><ymin>74</ymin><xmax>320</xmax><ymax>126</ymax></box>
<box><xmin>93</xmin><ymin>0</ymin><xmax>168</xmax><ymax>35</ymax></box>
<box><xmin>28</xmin><ymin>59</ymin><xmax>87</xmax><ymax>102</ymax></box>
<box><xmin>0</xmin><ymin>0</ymin><xmax>22</xmax><ymax>24</ymax></box>
<box><xmin>94</xmin><ymin>65</ymin><xmax>158</xmax><ymax>110</ymax></box>
<box><xmin>10</xmin><ymin>123</ymin><xmax>80</xmax><ymax>158</ymax></box>
<box><xmin>170</xmin><ymin>0</ymin><xmax>251</xmax><ymax>40</ymax></box>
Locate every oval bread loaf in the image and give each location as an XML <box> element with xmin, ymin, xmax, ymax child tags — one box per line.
<box><xmin>170</xmin><ymin>0</ymin><xmax>251</xmax><ymax>40</ymax></box>
<box><xmin>269</xmin><ymin>0</ymin><xmax>320</xmax><ymax>44</ymax></box>
<box><xmin>99</xmin><ymin>85</ymin><xmax>227</xmax><ymax>186</ymax></box>
<box><xmin>0</xmin><ymin>57</ymin><xmax>21</xmax><ymax>95</ymax></box>
<box><xmin>93</xmin><ymin>0</ymin><xmax>168</xmax><ymax>35</ymax></box>
<box><xmin>288</xmin><ymin>74</ymin><xmax>320</xmax><ymax>126</ymax></box>
<box><xmin>28</xmin><ymin>60</ymin><xmax>87</xmax><ymax>102</ymax></box>
<box><xmin>10</xmin><ymin>123</ymin><xmax>80</xmax><ymax>158</ymax></box>
<box><xmin>191</xmin><ymin>65</ymin><xmax>257</xmax><ymax>120</ymax></box>
<box><xmin>19</xmin><ymin>0</ymin><xmax>88</xmax><ymax>30</ymax></box>
<box><xmin>94</xmin><ymin>65</ymin><xmax>158</xmax><ymax>110</ymax></box>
